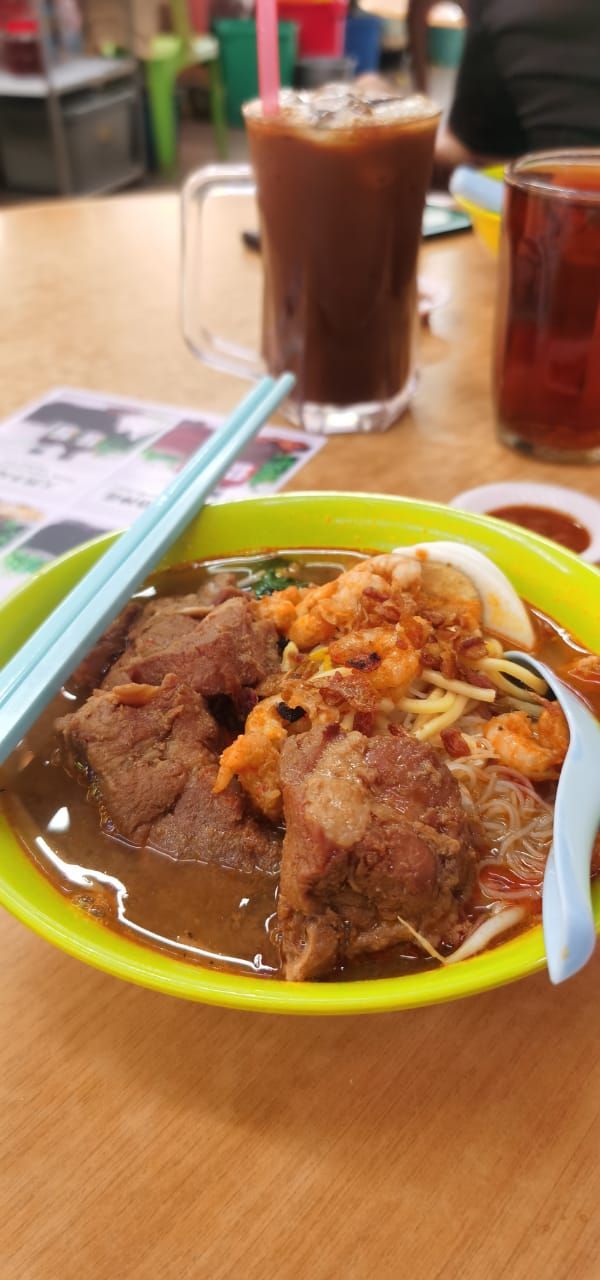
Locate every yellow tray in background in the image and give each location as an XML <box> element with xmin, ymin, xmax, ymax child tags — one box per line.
<box><xmin>453</xmin><ymin>164</ymin><xmax>504</xmax><ymax>255</ymax></box>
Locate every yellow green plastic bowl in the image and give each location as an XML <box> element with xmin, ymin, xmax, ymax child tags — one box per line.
<box><xmin>454</xmin><ymin>165</ymin><xmax>504</xmax><ymax>256</ymax></box>
<box><xmin>1</xmin><ymin>492</ymin><xmax>598</xmax><ymax>1014</ymax></box>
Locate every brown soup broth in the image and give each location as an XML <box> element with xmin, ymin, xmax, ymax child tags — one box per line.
<box><xmin>1</xmin><ymin>551</ymin><xmax>597</xmax><ymax>981</ymax></box>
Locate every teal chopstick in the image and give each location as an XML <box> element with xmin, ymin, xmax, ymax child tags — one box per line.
<box><xmin>0</xmin><ymin>372</ymin><xmax>294</xmax><ymax>763</ymax></box>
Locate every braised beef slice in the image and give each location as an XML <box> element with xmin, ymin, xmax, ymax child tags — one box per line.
<box><xmin>102</xmin><ymin>575</ymin><xmax>243</xmax><ymax>690</ymax></box>
<box><xmin>124</xmin><ymin>596</ymin><xmax>280</xmax><ymax>699</ymax></box>
<box><xmin>68</xmin><ymin>574</ymin><xmax>242</xmax><ymax>692</ymax></box>
<box><xmin>103</xmin><ymin>600</ymin><xmax>202</xmax><ymax>690</ymax></box>
<box><xmin>69</xmin><ymin>602</ymin><xmax>144</xmax><ymax>691</ymax></box>
<box><xmin>56</xmin><ymin>673</ymin><xmax>279</xmax><ymax>873</ymax></box>
<box><xmin>277</xmin><ymin>725</ymin><xmax>475</xmax><ymax>980</ymax></box>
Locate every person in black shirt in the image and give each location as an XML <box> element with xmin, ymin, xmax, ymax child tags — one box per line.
<box><xmin>419</xmin><ymin>0</ymin><xmax>600</xmax><ymax>180</ymax></box>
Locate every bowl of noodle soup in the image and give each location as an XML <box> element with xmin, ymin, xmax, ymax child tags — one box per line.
<box><xmin>0</xmin><ymin>492</ymin><xmax>598</xmax><ymax>1014</ymax></box>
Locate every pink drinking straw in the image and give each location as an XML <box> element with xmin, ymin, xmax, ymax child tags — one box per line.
<box><xmin>256</xmin><ymin>0</ymin><xmax>281</xmax><ymax>115</ymax></box>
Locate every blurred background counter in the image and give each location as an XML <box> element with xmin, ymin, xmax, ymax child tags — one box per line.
<box><xmin>0</xmin><ymin>0</ymin><xmax>465</xmax><ymax>199</ymax></box>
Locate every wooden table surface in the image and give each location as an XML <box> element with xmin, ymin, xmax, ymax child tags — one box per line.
<box><xmin>1</xmin><ymin>194</ymin><xmax>599</xmax><ymax>1280</ymax></box>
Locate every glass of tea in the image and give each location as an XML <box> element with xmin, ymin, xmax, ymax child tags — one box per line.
<box><xmin>494</xmin><ymin>149</ymin><xmax>600</xmax><ymax>463</ymax></box>
<box><xmin>182</xmin><ymin>85</ymin><xmax>440</xmax><ymax>434</ymax></box>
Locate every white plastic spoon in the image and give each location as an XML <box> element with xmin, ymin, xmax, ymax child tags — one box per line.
<box><xmin>506</xmin><ymin>651</ymin><xmax>600</xmax><ymax>984</ymax></box>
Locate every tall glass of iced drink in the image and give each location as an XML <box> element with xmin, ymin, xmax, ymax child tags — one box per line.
<box><xmin>494</xmin><ymin>150</ymin><xmax>600</xmax><ymax>462</ymax></box>
<box><xmin>182</xmin><ymin>85</ymin><xmax>440</xmax><ymax>434</ymax></box>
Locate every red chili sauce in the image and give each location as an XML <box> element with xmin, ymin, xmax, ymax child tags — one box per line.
<box><xmin>488</xmin><ymin>504</ymin><xmax>591</xmax><ymax>554</ymax></box>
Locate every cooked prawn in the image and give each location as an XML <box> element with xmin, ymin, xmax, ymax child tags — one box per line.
<box><xmin>328</xmin><ymin>626</ymin><xmax>421</xmax><ymax>697</ymax></box>
<box><xmin>214</xmin><ymin>696</ymin><xmax>288</xmax><ymax>821</ymax></box>
<box><xmin>213</xmin><ymin>681</ymin><xmax>339</xmax><ymax>821</ymax></box>
<box><xmin>568</xmin><ymin>654</ymin><xmax>600</xmax><ymax>681</ymax></box>
<box><xmin>253</xmin><ymin>586</ymin><xmax>301</xmax><ymax>634</ymax></box>
<box><xmin>484</xmin><ymin>704</ymin><xmax>569</xmax><ymax>780</ymax></box>
<box><xmin>353</xmin><ymin>554</ymin><xmax>423</xmax><ymax>586</ymax></box>
<box><xmin>288</xmin><ymin>554</ymin><xmax>422</xmax><ymax>649</ymax></box>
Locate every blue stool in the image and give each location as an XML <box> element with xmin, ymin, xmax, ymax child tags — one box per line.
<box><xmin>344</xmin><ymin>15</ymin><xmax>382</xmax><ymax>75</ymax></box>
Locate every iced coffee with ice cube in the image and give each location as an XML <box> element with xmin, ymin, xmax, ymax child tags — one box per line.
<box><xmin>244</xmin><ymin>85</ymin><xmax>440</xmax><ymax>434</ymax></box>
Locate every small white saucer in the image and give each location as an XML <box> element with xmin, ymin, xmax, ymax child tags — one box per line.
<box><xmin>449</xmin><ymin>482</ymin><xmax>600</xmax><ymax>563</ymax></box>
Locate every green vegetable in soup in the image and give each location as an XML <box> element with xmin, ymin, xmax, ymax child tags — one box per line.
<box><xmin>249</xmin><ymin>568</ymin><xmax>303</xmax><ymax>598</ymax></box>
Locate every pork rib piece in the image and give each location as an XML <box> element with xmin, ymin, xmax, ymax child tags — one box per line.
<box><xmin>277</xmin><ymin>725</ymin><xmax>475</xmax><ymax>980</ymax></box>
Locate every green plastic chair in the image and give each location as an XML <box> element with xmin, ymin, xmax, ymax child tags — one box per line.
<box><xmin>145</xmin><ymin>0</ymin><xmax>228</xmax><ymax>173</ymax></box>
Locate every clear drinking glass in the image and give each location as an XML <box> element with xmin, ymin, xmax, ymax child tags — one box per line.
<box><xmin>494</xmin><ymin>149</ymin><xmax>600</xmax><ymax>463</ymax></box>
<box><xmin>182</xmin><ymin>88</ymin><xmax>440</xmax><ymax>434</ymax></box>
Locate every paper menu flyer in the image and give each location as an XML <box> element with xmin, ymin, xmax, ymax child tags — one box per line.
<box><xmin>0</xmin><ymin>387</ymin><xmax>325</xmax><ymax>599</ymax></box>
